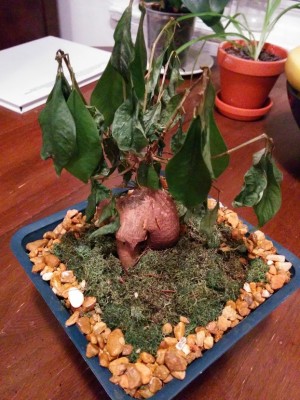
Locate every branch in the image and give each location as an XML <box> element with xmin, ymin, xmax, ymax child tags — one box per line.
<box><xmin>213</xmin><ymin>133</ymin><xmax>274</xmax><ymax>159</ymax></box>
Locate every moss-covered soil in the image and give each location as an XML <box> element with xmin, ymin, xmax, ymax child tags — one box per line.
<box><xmin>54</xmin><ymin>224</ymin><xmax>268</xmax><ymax>361</ymax></box>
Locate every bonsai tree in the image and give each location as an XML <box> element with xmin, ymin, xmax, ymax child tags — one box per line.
<box><xmin>38</xmin><ymin>1</ymin><xmax>282</xmax><ymax>269</ymax></box>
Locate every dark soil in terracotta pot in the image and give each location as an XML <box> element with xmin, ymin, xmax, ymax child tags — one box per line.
<box><xmin>225</xmin><ymin>46</ymin><xmax>282</xmax><ymax>62</ymax></box>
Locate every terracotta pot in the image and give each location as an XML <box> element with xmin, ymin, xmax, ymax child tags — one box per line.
<box><xmin>217</xmin><ymin>41</ymin><xmax>288</xmax><ymax>109</ymax></box>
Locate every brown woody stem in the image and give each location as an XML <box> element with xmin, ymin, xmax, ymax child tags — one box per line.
<box><xmin>213</xmin><ymin>133</ymin><xmax>273</xmax><ymax>159</ymax></box>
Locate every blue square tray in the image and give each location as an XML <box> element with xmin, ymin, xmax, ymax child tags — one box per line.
<box><xmin>10</xmin><ymin>201</ymin><xmax>300</xmax><ymax>400</ymax></box>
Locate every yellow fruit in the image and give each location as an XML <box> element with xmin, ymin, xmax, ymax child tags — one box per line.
<box><xmin>285</xmin><ymin>46</ymin><xmax>300</xmax><ymax>92</ymax></box>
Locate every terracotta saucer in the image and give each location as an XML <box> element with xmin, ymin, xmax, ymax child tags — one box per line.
<box><xmin>215</xmin><ymin>91</ymin><xmax>273</xmax><ymax>121</ymax></box>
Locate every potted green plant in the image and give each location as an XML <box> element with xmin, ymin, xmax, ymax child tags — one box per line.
<box><xmin>16</xmin><ymin>2</ymin><xmax>298</xmax><ymax>399</ymax></box>
<box><xmin>214</xmin><ymin>0</ymin><xmax>300</xmax><ymax>120</ymax></box>
<box><xmin>143</xmin><ymin>0</ymin><xmax>230</xmax><ymax>64</ymax></box>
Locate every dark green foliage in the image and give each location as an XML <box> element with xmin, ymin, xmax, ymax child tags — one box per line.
<box><xmin>181</xmin><ymin>0</ymin><xmax>231</xmax><ymax>31</ymax></box>
<box><xmin>90</xmin><ymin>60</ymin><xmax>124</xmax><ymax>127</ymax></box>
<box><xmin>246</xmin><ymin>258</ymin><xmax>269</xmax><ymax>283</ymax></box>
<box><xmin>233</xmin><ymin>151</ymin><xmax>282</xmax><ymax>227</ymax></box>
<box><xmin>65</xmin><ymin>89</ymin><xmax>102</xmax><ymax>183</ymax></box>
<box><xmin>137</xmin><ymin>161</ymin><xmax>160</xmax><ymax>189</ymax></box>
<box><xmin>39</xmin><ymin>74</ymin><xmax>76</xmax><ymax>175</ymax></box>
<box><xmin>85</xmin><ymin>180</ymin><xmax>111</xmax><ymax>222</ymax></box>
<box><xmin>166</xmin><ymin>116</ymin><xmax>212</xmax><ymax>207</ymax></box>
<box><xmin>111</xmin><ymin>3</ymin><xmax>135</xmax><ymax>82</ymax></box>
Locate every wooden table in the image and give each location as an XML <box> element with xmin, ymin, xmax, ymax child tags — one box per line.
<box><xmin>1</xmin><ymin>66</ymin><xmax>300</xmax><ymax>400</ymax></box>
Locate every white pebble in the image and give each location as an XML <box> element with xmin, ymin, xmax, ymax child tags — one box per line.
<box><xmin>42</xmin><ymin>272</ymin><xmax>53</xmax><ymax>281</ymax></box>
<box><xmin>275</xmin><ymin>261</ymin><xmax>292</xmax><ymax>272</ymax></box>
<box><xmin>134</xmin><ymin>292</ymin><xmax>139</xmax><ymax>299</ymax></box>
<box><xmin>267</xmin><ymin>260</ymin><xmax>274</xmax><ymax>266</ymax></box>
<box><xmin>262</xmin><ymin>289</ymin><xmax>271</xmax><ymax>298</ymax></box>
<box><xmin>266</xmin><ymin>254</ymin><xmax>285</xmax><ymax>262</ymax></box>
<box><xmin>243</xmin><ymin>282</ymin><xmax>251</xmax><ymax>293</ymax></box>
<box><xmin>176</xmin><ymin>337</ymin><xmax>187</xmax><ymax>351</ymax></box>
<box><xmin>182</xmin><ymin>344</ymin><xmax>191</xmax><ymax>355</ymax></box>
<box><xmin>68</xmin><ymin>287</ymin><xmax>84</xmax><ymax>308</ymax></box>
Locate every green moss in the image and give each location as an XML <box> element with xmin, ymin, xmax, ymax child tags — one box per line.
<box><xmin>247</xmin><ymin>258</ymin><xmax>269</xmax><ymax>282</ymax></box>
<box><xmin>54</xmin><ymin>225</ymin><xmax>252</xmax><ymax>358</ymax></box>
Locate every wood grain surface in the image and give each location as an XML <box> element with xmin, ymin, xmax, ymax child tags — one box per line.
<box><xmin>1</xmin><ymin>66</ymin><xmax>299</xmax><ymax>400</ymax></box>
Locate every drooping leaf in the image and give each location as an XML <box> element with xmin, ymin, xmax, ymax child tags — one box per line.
<box><xmin>170</xmin><ymin>118</ymin><xmax>185</xmax><ymax>154</ymax></box>
<box><xmin>86</xmin><ymin>105</ymin><xmax>105</xmax><ymax>131</ymax></box>
<box><xmin>39</xmin><ymin>74</ymin><xmax>77</xmax><ymax>175</ymax></box>
<box><xmin>143</xmin><ymin>102</ymin><xmax>162</xmax><ymax>140</ymax></box>
<box><xmin>65</xmin><ymin>89</ymin><xmax>102</xmax><ymax>182</ymax></box>
<box><xmin>130</xmin><ymin>5</ymin><xmax>147</xmax><ymax>100</ymax></box>
<box><xmin>112</xmin><ymin>99</ymin><xmax>148</xmax><ymax>152</ymax></box>
<box><xmin>103</xmin><ymin>137</ymin><xmax>121</xmax><ymax>167</ymax></box>
<box><xmin>90</xmin><ymin>219</ymin><xmax>120</xmax><ymax>237</ymax></box>
<box><xmin>85</xmin><ymin>180</ymin><xmax>111</xmax><ymax>222</ymax></box>
<box><xmin>90</xmin><ymin>60</ymin><xmax>124</xmax><ymax>127</ymax></box>
<box><xmin>111</xmin><ymin>3</ymin><xmax>135</xmax><ymax>82</ymax></box>
<box><xmin>89</xmin><ymin>198</ymin><xmax>120</xmax><ymax>238</ymax></box>
<box><xmin>166</xmin><ymin>116</ymin><xmax>212</xmax><ymax>208</ymax></box>
<box><xmin>137</xmin><ymin>161</ymin><xmax>160</xmax><ymax>189</ymax></box>
<box><xmin>201</xmin><ymin>80</ymin><xmax>229</xmax><ymax>178</ymax></box>
<box><xmin>233</xmin><ymin>152</ymin><xmax>282</xmax><ymax>227</ymax></box>
<box><xmin>253</xmin><ymin>155</ymin><xmax>282</xmax><ymax>227</ymax></box>
<box><xmin>233</xmin><ymin>163</ymin><xmax>268</xmax><ymax>207</ymax></box>
<box><xmin>182</xmin><ymin>0</ymin><xmax>230</xmax><ymax>31</ymax></box>
<box><xmin>146</xmin><ymin>52</ymin><xmax>165</xmax><ymax>102</ymax></box>
<box><xmin>160</xmin><ymin>92</ymin><xmax>184</xmax><ymax>130</ymax></box>
<box><xmin>169</xmin><ymin>57</ymin><xmax>184</xmax><ymax>93</ymax></box>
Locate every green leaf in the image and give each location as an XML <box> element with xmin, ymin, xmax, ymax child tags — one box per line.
<box><xmin>89</xmin><ymin>219</ymin><xmax>120</xmax><ymax>237</ymax></box>
<box><xmin>170</xmin><ymin>118</ymin><xmax>185</xmax><ymax>154</ymax></box>
<box><xmin>182</xmin><ymin>0</ymin><xmax>230</xmax><ymax>30</ymax></box>
<box><xmin>143</xmin><ymin>102</ymin><xmax>162</xmax><ymax>140</ymax></box>
<box><xmin>89</xmin><ymin>198</ymin><xmax>120</xmax><ymax>238</ymax></box>
<box><xmin>233</xmin><ymin>164</ymin><xmax>267</xmax><ymax>207</ymax></box>
<box><xmin>202</xmin><ymin>81</ymin><xmax>229</xmax><ymax>178</ymax></box>
<box><xmin>85</xmin><ymin>180</ymin><xmax>111</xmax><ymax>222</ymax></box>
<box><xmin>103</xmin><ymin>137</ymin><xmax>121</xmax><ymax>167</ymax></box>
<box><xmin>160</xmin><ymin>92</ymin><xmax>184</xmax><ymax>128</ymax></box>
<box><xmin>168</xmin><ymin>57</ymin><xmax>184</xmax><ymax>95</ymax></box>
<box><xmin>254</xmin><ymin>154</ymin><xmax>282</xmax><ymax>227</ymax></box>
<box><xmin>86</xmin><ymin>105</ymin><xmax>105</xmax><ymax>131</ymax></box>
<box><xmin>39</xmin><ymin>74</ymin><xmax>77</xmax><ymax>175</ymax></box>
<box><xmin>112</xmin><ymin>99</ymin><xmax>148</xmax><ymax>152</ymax></box>
<box><xmin>137</xmin><ymin>161</ymin><xmax>160</xmax><ymax>189</ymax></box>
<box><xmin>233</xmin><ymin>152</ymin><xmax>282</xmax><ymax>227</ymax></box>
<box><xmin>111</xmin><ymin>4</ymin><xmax>135</xmax><ymax>82</ymax></box>
<box><xmin>90</xmin><ymin>59</ymin><xmax>124</xmax><ymax>127</ymax></box>
<box><xmin>65</xmin><ymin>89</ymin><xmax>102</xmax><ymax>182</ymax></box>
<box><xmin>130</xmin><ymin>6</ymin><xmax>147</xmax><ymax>100</ymax></box>
<box><xmin>146</xmin><ymin>52</ymin><xmax>165</xmax><ymax>102</ymax></box>
<box><xmin>201</xmin><ymin>201</ymin><xmax>219</xmax><ymax>236</ymax></box>
<box><xmin>165</xmin><ymin>116</ymin><xmax>212</xmax><ymax>208</ymax></box>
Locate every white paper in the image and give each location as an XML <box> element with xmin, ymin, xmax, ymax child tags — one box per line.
<box><xmin>0</xmin><ymin>36</ymin><xmax>111</xmax><ymax>113</ymax></box>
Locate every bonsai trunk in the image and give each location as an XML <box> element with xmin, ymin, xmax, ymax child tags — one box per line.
<box><xmin>115</xmin><ymin>188</ymin><xmax>180</xmax><ymax>269</ymax></box>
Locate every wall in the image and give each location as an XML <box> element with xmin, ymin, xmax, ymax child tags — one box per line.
<box><xmin>57</xmin><ymin>0</ymin><xmax>300</xmax><ymax>53</ymax></box>
<box><xmin>57</xmin><ymin>0</ymin><xmax>119</xmax><ymax>47</ymax></box>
